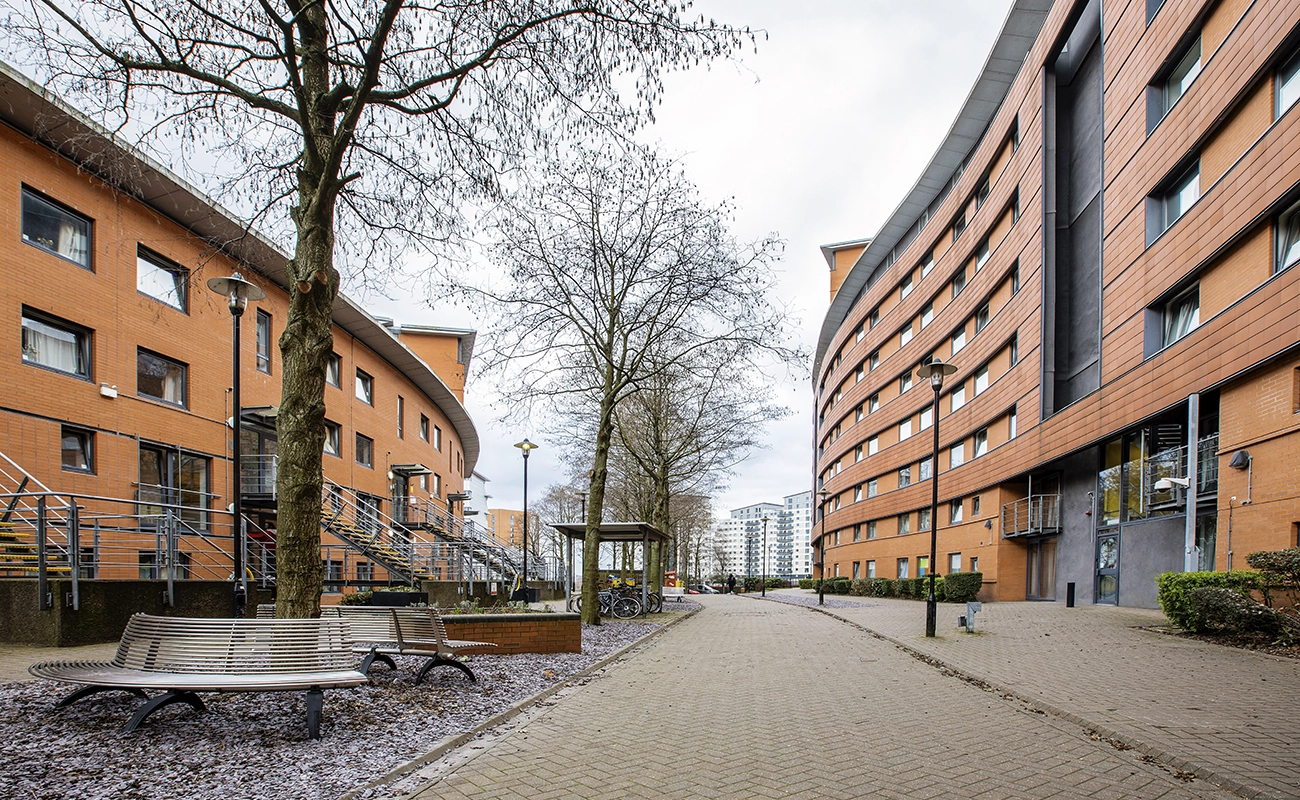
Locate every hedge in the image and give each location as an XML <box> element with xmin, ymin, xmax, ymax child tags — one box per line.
<box><xmin>944</xmin><ymin>572</ymin><xmax>983</xmax><ymax>603</ymax></box>
<box><xmin>1156</xmin><ymin>570</ymin><xmax>1260</xmax><ymax>631</ymax></box>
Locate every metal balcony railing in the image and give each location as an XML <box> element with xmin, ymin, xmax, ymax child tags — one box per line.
<box><xmin>241</xmin><ymin>455</ymin><xmax>277</xmax><ymax>497</ymax></box>
<box><xmin>1000</xmin><ymin>494</ymin><xmax>1061</xmax><ymax>538</ymax></box>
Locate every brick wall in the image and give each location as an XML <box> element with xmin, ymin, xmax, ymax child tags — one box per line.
<box><xmin>441</xmin><ymin>613</ymin><xmax>582</xmax><ymax>654</ymax></box>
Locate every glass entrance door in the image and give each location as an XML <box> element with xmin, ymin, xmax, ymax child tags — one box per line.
<box><xmin>1096</xmin><ymin>532</ymin><xmax>1119</xmax><ymax>604</ymax></box>
<box><xmin>1027</xmin><ymin>537</ymin><xmax>1058</xmax><ymax>600</ymax></box>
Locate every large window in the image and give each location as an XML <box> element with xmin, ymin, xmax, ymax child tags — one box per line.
<box><xmin>973</xmin><ymin>428</ymin><xmax>989</xmax><ymax>458</ymax></box>
<box><xmin>1279</xmin><ymin>48</ymin><xmax>1300</xmax><ymax>119</ymax></box>
<box><xmin>61</xmin><ymin>426</ymin><xmax>93</xmax><ymax>472</ymax></box>
<box><xmin>898</xmin><ymin>515</ymin><xmax>910</xmax><ymax>536</ymax></box>
<box><xmin>1162</xmin><ymin>163</ymin><xmax>1200</xmax><ymax>231</ymax></box>
<box><xmin>898</xmin><ymin>419</ymin><xmax>913</xmax><ymax>441</ymax></box>
<box><xmin>356</xmin><ymin>433</ymin><xmax>374</xmax><ymax>468</ymax></box>
<box><xmin>951</xmin><ymin>328</ymin><xmax>967</xmax><ymax>355</ymax></box>
<box><xmin>137</xmin><ymin>349</ymin><xmax>186</xmax><ymax>406</ymax></box>
<box><xmin>950</xmin><ymin>442</ymin><xmax>965</xmax><ymax>468</ymax></box>
<box><xmin>356</xmin><ymin>369</ymin><xmax>374</xmax><ymax>405</ymax></box>
<box><xmin>22</xmin><ymin>309</ymin><xmax>91</xmax><ymax>379</ymax></box>
<box><xmin>1164</xmin><ymin>35</ymin><xmax>1202</xmax><ymax>112</ymax></box>
<box><xmin>323</xmin><ymin>420</ymin><xmax>341</xmax><ymax>457</ymax></box>
<box><xmin>866</xmin><ymin>522</ymin><xmax>877</xmax><ymax>540</ymax></box>
<box><xmin>139</xmin><ymin>445</ymin><xmax>210</xmax><ymax>527</ymax></box>
<box><xmin>433</xmin><ymin>425</ymin><xmax>443</xmax><ymax>451</ymax></box>
<box><xmin>950</xmin><ymin>384</ymin><xmax>966</xmax><ymax>412</ymax></box>
<box><xmin>950</xmin><ymin>499</ymin><xmax>963</xmax><ymax>524</ymax></box>
<box><xmin>1277</xmin><ymin>200</ymin><xmax>1300</xmax><ymax>274</ymax></box>
<box><xmin>974</xmin><ymin>238</ymin><xmax>989</xmax><ymax>271</ymax></box>
<box><xmin>952</xmin><ymin>267</ymin><xmax>967</xmax><ymax>298</ymax></box>
<box><xmin>975</xmin><ymin>302</ymin><xmax>990</xmax><ymax>333</ymax></box>
<box><xmin>898</xmin><ymin>466</ymin><xmax>911</xmax><ymax>488</ymax></box>
<box><xmin>897</xmin><ymin>557</ymin><xmax>910</xmax><ymax>578</ymax></box>
<box><xmin>137</xmin><ymin>247</ymin><xmax>188</xmax><ymax>311</ymax></box>
<box><xmin>918</xmin><ymin>507</ymin><xmax>931</xmax><ymax>532</ymax></box>
<box><xmin>899</xmin><ymin>371</ymin><xmax>913</xmax><ymax>393</ymax></box>
<box><xmin>868</xmin><ymin>393</ymin><xmax>880</xmax><ymax>413</ymax></box>
<box><xmin>256</xmin><ymin>310</ymin><xmax>272</xmax><ymax>373</ymax></box>
<box><xmin>1162</xmin><ymin>284</ymin><xmax>1199</xmax><ymax>346</ymax></box>
<box><xmin>326</xmin><ymin>353</ymin><xmax>341</xmax><ymax>387</ymax></box>
<box><xmin>900</xmin><ymin>272</ymin><xmax>913</xmax><ymax>300</ymax></box>
<box><xmin>920</xmin><ymin>302</ymin><xmax>934</xmax><ymax>329</ymax></box>
<box><xmin>867</xmin><ymin>436</ymin><xmax>878</xmax><ymax>456</ymax></box>
<box><xmin>900</xmin><ymin>322</ymin><xmax>913</xmax><ymax>347</ymax></box>
<box><xmin>974</xmin><ymin>365</ymin><xmax>989</xmax><ymax>395</ymax></box>
<box><xmin>919</xmin><ymin>457</ymin><xmax>932</xmax><ymax>481</ymax></box>
<box><xmin>21</xmin><ymin>188</ymin><xmax>90</xmax><ymax>268</ymax></box>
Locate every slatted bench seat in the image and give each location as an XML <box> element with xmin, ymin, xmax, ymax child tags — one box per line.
<box><xmin>28</xmin><ymin>614</ymin><xmax>368</xmax><ymax>739</ymax></box>
<box><xmin>321</xmin><ymin>606</ymin><xmax>498</xmax><ymax>684</ymax></box>
<box><xmin>662</xmin><ymin>586</ymin><xmax>686</xmax><ymax>602</ymax></box>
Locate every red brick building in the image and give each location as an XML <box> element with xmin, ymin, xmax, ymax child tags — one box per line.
<box><xmin>814</xmin><ymin>0</ymin><xmax>1300</xmax><ymax>607</ymax></box>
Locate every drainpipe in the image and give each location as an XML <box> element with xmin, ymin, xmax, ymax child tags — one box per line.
<box><xmin>1184</xmin><ymin>394</ymin><xmax>1199</xmax><ymax>572</ymax></box>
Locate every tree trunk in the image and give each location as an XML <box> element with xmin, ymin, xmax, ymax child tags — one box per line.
<box><xmin>648</xmin><ymin>468</ymin><xmax>670</xmax><ymax>593</ymax></box>
<box><xmin>580</xmin><ymin>391</ymin><xmax>618</xmax><ymax>624</ymax></box>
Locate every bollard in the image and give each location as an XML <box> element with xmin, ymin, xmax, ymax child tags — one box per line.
<box><xmin>1066</xmin><ymin>582</ymin><xmax>1076</xmax><ymax>608</ymax></box>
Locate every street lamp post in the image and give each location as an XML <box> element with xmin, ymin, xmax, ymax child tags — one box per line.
<box><xmin>761</xmin><ymin>515</ymin><xmax>769</xmax><ymax>597</ymax></box>
<box><xmin>512</xmin><ymin>438</ymin><xmax>539</xmax><ymax>602</ymax></box>
<box><xmin>816</xmin><ymin>489</ymin><xmax>829</xmax><ymax>605</ymax></box>
<box><xmin>916</xmin><ymin>359</ymin><xmax>958</xmax><ymax>638</ymax></box>
<box><xmin>206</xmin><ymin>272</ymin><xmax>265</xmax><ymax>619</ymax></box>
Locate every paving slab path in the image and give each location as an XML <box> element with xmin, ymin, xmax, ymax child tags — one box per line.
<box><xmin>408</xmin><ymin>594</ymin><xmax>1240</xmax><ymax>800</ymax></box>
<box><xmin>767</xmin><ymin>592</ymin><xmax>1300</xmax><ymax>800</ymax></box>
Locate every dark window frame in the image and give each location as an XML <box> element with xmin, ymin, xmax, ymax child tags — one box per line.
<box><xmin>136</xmin><ymin>245</ymin><xmax>189</xmax><ymax>312</ymax></box>
<box><xmin>136</xmin><ymin>348</ymin><xmax>188</xmax><ymax>407</ymax></box>
<box><xmin>20</xmin><ymin>186</ymin><xmax>92</xmax><ymax>270</ymax></box>
<box><xmin>21</xmin><ymin>307</ymin><xmax>92</xmax><ymax>381</ymax></box>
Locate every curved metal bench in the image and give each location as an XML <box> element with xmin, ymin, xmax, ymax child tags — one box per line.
<box><xmin>322</xmin><ymin>606</ymin><xmax>497</xmax><ymax>684</ymax></box>
<box><xmin>28</xmin><ymin>614</ymin><xmax>368</xmax><ymax>739</ymax></box>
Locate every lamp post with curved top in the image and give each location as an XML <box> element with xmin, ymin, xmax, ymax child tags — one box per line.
<box><xmin>915</xmin><ymin>358</ymin><xmax>958</xmax><ymax>638</ymax></box>
<box><xmin>761</xmin><ymin>515</ymin><xmax>770</xmax><ymax>597</ymax></box>
<box><xmin>206</xmin><ymin>271</ymin><xmax>266</xmax><ymax>619</ymax></box>
<box><xmin>512</xmin><ymin>438</ymin><xmax>539</xmax><ymax>602</ymax></box>
<box><xmin>816</xmin><ymin>489</ymin><xmax>829</xmax><ymax>605</ymax></box>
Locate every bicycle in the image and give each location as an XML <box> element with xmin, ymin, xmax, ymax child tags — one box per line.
<box><xmin>574</xmin><ymin>589</ymin><xmax>642</xmax><ymax>619</ymax></box>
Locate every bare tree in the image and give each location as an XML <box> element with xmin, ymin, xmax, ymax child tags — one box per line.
<box><xmin>472</xmin><ymin>146</ymin><xmax>796</xmax><ymax>623</ymax></box>
<box><xmin>10</xmin><ymin>1</ymin><xmax>753</xmax><ymax>617</ymax></box>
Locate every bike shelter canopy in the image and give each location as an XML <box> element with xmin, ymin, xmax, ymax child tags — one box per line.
<box><xmin>549</xmin><ymin>521</ymin><xmax>670</xmax><ymax>614</ymax></box>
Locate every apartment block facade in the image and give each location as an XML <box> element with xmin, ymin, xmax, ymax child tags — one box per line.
<box><xmin>814</xmin><ymin>0</ymin><xmax>1300</xmax><ymax>607</ymax></box>
<box><xmin>0</xmin><ymin>62</ymin><xmax>480</xmax><ymax>594</ymax></box>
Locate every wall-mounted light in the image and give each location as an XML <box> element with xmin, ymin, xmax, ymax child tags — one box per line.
<box><xmin>1153</xmin><ymin>476</ymin><xmax>1190</xmax><ymax>492</ymax></box>
<box><xmin>1227</xmin><ymin>449</ymin><xmax>1251</xmax><ymax>504</ymax></box>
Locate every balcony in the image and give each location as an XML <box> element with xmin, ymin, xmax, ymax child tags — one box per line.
<box><xmin>1000</xmin><ymin>495</ymin><xmax>1060</xmax><ymax>539</ymax></box>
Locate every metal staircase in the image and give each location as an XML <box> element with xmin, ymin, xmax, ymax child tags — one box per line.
<box><xmin>0</xmin><ymin>452</ymin><xmax>72</xmax><ymax>577</ymax></box>
<box><xmin>319</xmin><ymin>479</ymin><xmax>439</xmax><ymax>584</ymax></box>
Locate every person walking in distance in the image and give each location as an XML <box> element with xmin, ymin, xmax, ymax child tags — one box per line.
<box><xmin>727</xmin><ymin>573</ymin><xmax>737</xmax><ymax>594</ymax></box>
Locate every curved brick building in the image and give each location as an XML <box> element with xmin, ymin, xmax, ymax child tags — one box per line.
<box><xmin>814</xmin><ymin>0</ymin><xmax>1300</xmax><ymax>607</ymax></box>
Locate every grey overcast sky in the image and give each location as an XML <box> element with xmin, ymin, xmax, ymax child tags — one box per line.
<box><xmin>363</xmin><ymin>1</ymin><xmax>1015</xmax><ymax>519</ymax></box>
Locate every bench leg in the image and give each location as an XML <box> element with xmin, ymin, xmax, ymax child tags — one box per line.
<box><xmin>123</xmin><ymin>690</ymin><xmax>205</xmax><ymax>733</ymax></box>
<box><xmin>56</xmin><ymin>685</ymin><xmax>148</xmax><ymax>708</ymax></box>
<box><xmin>358</xmin><ymin>649</ymin><xmax>397</xmax><ymax>675</ymax></box>
<box><xmin>305</xmin><ymin>688</ymin><xmax>323</xmax><ymax>740</ymax></box>
<box><xmin>415</xmin><ymin>656</ymin><xmax>476</xmax><ymax>685</ymax></box>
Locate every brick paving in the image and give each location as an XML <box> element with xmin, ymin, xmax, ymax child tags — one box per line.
<box><xmin>407</xmin><ymin>595</ymin><xmax>1240</xmax><ymax>800</ymax></box>
<box><xmin>764</xmin><ymin>591</ymin><xmax>1300</xmax><ymax>800</ymax></box>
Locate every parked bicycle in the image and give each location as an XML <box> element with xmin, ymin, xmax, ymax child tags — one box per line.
<box><xmin>574</xmin><ymin>589</ymin><xmax>642</xmax><ymax>618</ymax></box>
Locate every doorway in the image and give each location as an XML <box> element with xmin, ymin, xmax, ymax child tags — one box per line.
<box><xmin>1026</xmin><ymin>537</ymin><xmax>1058</xmax><ymax>600</ymax></box>
<box><xmin>1096</xmin><ymin>531</ymin><xmax>1119</xmax><ymax>604</ymax></box>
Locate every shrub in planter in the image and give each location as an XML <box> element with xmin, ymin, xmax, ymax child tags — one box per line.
<box><xmin>1156</xmin><ymin>570</ymin><xmax>1259</xmax><ymax>630</ymax></box>
<box><xmin>340</xmin><ymin>589</ymin><xmax>374</xmax><ymax>606</ymax></box>
<box><xmin>944</xmin><ymin>572</ymin><xmax>983</xmax><ymax>603</ymax></box>
<box><xmin>1189</xmin><ymin>587</ymin><xmax>1283</xmax><ymax>635</ymax></box>
<box><xmin>871</xmin><ymin>578</ymin><xmax>895</xmax><ymax>597</ymax></box>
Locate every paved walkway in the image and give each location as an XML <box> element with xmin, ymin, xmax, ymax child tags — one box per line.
<box><xmin>406</xmin><ymin>594</ymin><xmax>1245</xmax><ymax>800</ymax></box>
<box><xmin>769</xmin><ymin>592</ymin><xmax>1300</xmax><ymax>800</ymax></box>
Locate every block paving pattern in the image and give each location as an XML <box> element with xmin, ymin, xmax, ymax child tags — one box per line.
<box><xmin>411</xmin><ymin>595</ymin><xmax>1239</xmax><ymax>800</ymax></box>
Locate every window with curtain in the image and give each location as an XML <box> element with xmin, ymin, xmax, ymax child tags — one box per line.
<box><xmin>1162</xmin><ymin>284</ymin><xmax>1200</xmax><ymax>346</ymax></box>
<box><xmin>22</xmin><ymin>311</ymin><xmax>90</xmax><ymax>378</ymax></box>
<box><xmin>22</xmin><ymin>188</ymin><xmax>91</xmax><ymax>268</ymax></box>
<box><xmin>137</xmin><ymin>349</ymin><xmax>186</xmax><ymax>406</ymax></box>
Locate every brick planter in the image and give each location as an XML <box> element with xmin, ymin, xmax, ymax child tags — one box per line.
<box><xmin>440</xmin><ymin>612</ymin><xmax>581</xmax><ymax>654</ymax></box>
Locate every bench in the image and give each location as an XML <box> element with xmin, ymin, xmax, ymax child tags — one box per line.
<box><xmin>28</xmin><ymin>614</ymin><xmax>368</xmax><ymax>739</ymax></box>
<box><xmin>322</xmin><ymin>606</ymin><xmax>498</xmax><ymax>684</ymax></box>
<box><xmin>662</xmin><ymin>586</ymin><xmax>686</xmax><ymax>602</ymax></box>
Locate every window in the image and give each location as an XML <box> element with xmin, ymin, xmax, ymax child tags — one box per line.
<box><xmin>952</xmin><ymin>267</ymin><xmax>967</xmax><ymax>298</ymax></box>
<box><xmin>866</xmin><ymin>560</ymin><xmax>877</xmax><ymax>578</ymax></box>
<box><xmin>420</xmin><ymin>414</ymin><xmax>430</xmax><ymax>441</ymax></box>
<box><xmin>953</xmin><ymin>211</ymin><xmax>967</xmax><ymax>240</ymax></box>
<box><xmin>1280</xmin><ymin>48</ymin><xmax>1300</xmax><ymax>118</ymax></box>
<box><xmin>867</xmin><ymin>478</ymin><xmax>878</xmax><ymax>498</ymax></box>
<box><xmin>1164</xmin><ymin>35</ymin><xmax>1202</xmax><ymax>113</ymax></box>
<box><xmin>433</xmin><ymin>473</ymin><xmax>442</xmax><ymax>497</ymax></box>
<box><xmin>1009</xmin><ymin>334</ymin><xmax>1019</xmax><ymax>366</ymax></box>
<box><xmin>869</xmin><ymin>350</ymin><xmax>880</xmax><ymax>371</ymax></box>
<box><xmin>900</xmin><ymin>272</ymin><xmax>914</xmax><ymax>300</ymax></box>
<box><xmin>899</xmin><ymin>419</ymin><xmax>913</xmax><ymax>441</ymax></box>
<box><xmin>900</xmin><ymin>371</ymin><xmax>913</xmax><ymax>393</ymax></box>
<box><xmin>1009</xmin><ymin>409</ymin><xmax>1018</xmax><ymax>439</ymax></box>
<box><xmin>975</xmin><ymin>302</ymin><xmax>990</xmax><ymax>333</ymax></box>
<box><xmin>434</xmin><ymin>425</ymin><xmax>443</xmax><ymax>451</ymax></box>
<box><xmin>974</xmin><ymin>365</ymin><xmax>989</xmax><ymax>395</ymax></box>
<box><xmin>853</xmin><ymin>561</ymin><xmax>861</xmax><ymax>579</ymax></box>
<box><xmin>973</xmin><ymin>428</ymin><xmax>989</xmax><ymax>458</ymax></box>
<box><xmin>21</xmin><ymin>310</ymin><xmax>91</xmax><ymax>379</ymax></box>
<box><xmin>898</xmin><ymin>515</ymin><xmax>910</xmax><ymax>536</ymax></box>
<box><xmin>326</xmin><ymin>353</ymin><xmax>341</xmax><ymax>387</ymax></box>
<box><xmin>854</xmin><ymin>485</ymin><xmax>864</xmax><ymax>502</ymax></box>
<box><xmin>255</xmin><ymin>310</ymin><xmax>272</xmax><ymax>373</ymax></box>
<box><xmin>357</xmin><ymin>561</ymin><xmax>375</xmax><ymax>587</ymax></box>
<box><xmin>900</xmin><ymin>322</ymin><xmax>913</xmax><ymax>347</ymax></box>
<box><xmin>397</xmin><ymin>395</ymin><xmax>405</xmax><ymax>439</ymax></box>
<box><xmin>323</xmin><ymin>559</ymin><xmax>344</xmax><ymax>593</ymax></box>
<box><xmin>136</xmin><ymin>247</ymin><xmax>187</xmax><ymax>311</ymax></box>
<box><xmin>920</xmin><ymin>251</ymin><xmax>935</xmax><ymax>278</ymax></box>
<box><xmin>949</xmin><ymin>553</ymin><xmax>962</xmax><ymax>573</ymax></box>
<box><xmin>356</xmin><ymin>433</ymin><xmax>374</xmax><ymax>468</ymax></box>
<box><xmin>137</xmin><ymin>349</ymin><xmax>186</xmax><ymax>406</ymax></box>
<box><xmin>867</xmin><ymin>436</ymin><xmax>879</xmax><ymax>456</ymax></box>
<box><xmin>138</xmin><ymin>446</ymin><xmax>210</xmax><ymax>527</ymax></box>
<box><xmin>323</xmin><ymin>420</ymin><xmax>341</xmax><ymax>457</ymax></box>
<box><xmin>898</xmin><ymin>466</ymin><xmax>911</xmax><ymax>488</ymax></box>
<box><xmin>976</xmin><ymin>177</ymin><xmax>991</xmax><ymax>208</ymax></box>
<box><xmin>918</xmin><ymin>556</ymin><xmax>930</xmax><ymax>577</ymax></box>
<box><xmin>950</xmin><ymin>499</ymin><xmax>963</xmax><ymax>524</ymax></box>
<box><xmin>139</xmin><ymin>551</ymin><xmax>160</xmax><ymax>580</ymax></box>
<box><xmin>356</xmin><ymin>369</ymin><xmax>374</xmax><ymax>405</ymax></box>
<box><xmin>1163</xmin><ymin>284</ymin><xmax>1199</xmax><ymax>346</ymax></box>
<box><xmin>950</xmin><ymin>442</ymin><xmax>965</xmax><ymax>468</ymax></box>
<box><xmin>419</xmin><ymin>473</ymin><xmax>429</xmax><ymax>492</ymax></box>
<box><xmin>918</xmin><ymin>508</ymin><xmax>931</xmax><ymax>531</ymax></box>
<box><xmin>919</xmin><ymin>457</ymin><xmax>932</xmax><ymax>481</ymax></box>
<box><xmin>897</xmin><ymin>557</ymin><xmax>910</xmax><ymax>578</ymax></box>
<box><xmin>920</xmin><ymin>302</ymin><xmax>934</xmax><ymax>329</ymax></box>
<box><xmin>856</xmin><ymin>324</ymin><xmax>866</xmax><ymax>343</ymax></box>
<box><xmin>1011</xmin><ymin>264</ymin><xmax>1021</xmax><ymax>295</ymax></box>
<box><xmin>974</xmin><ymin>239</ymin><xmax>990</xmax><ymax>271</ymax></box>
<box><xmin>951</xmin><ymin>384</ymin><xmax>967</xmax><ymax>411</ymax></box>
<box><xmin>951</xmin><ymin>328</ymin><xmax>967</xmax><ymax>355</ymax></box>
<box><xmin>855</xmin><ymin>405</ymin><xmax>865</xmax><ymax>423</ymax></box>
<box><xmin>855</xmin><ymin>364</ymin><xmax>865</xmax><ymax>383</ymax></box>
<box><xmin>1163</xmin><ymin>163</ymin><xmax>1200</xmax><ymax>231</ymax></box>
<box><xmin>21</xmin><ymin>188</ymin><xmax>90</xmax><ymax>268</ymax></box>
<box><xmin>970</xmin><ymin>556</ymin><xmax>979</xmax><ymax>573</ymax></box>
<box><xmin>869</xmin><ymin>308</ymin><xmax>880</xmax><ymax>329</ymax></box>
<box><xmin>1277</xmin><ymin>200</ymin><xmax>1300</xmax><ymax>273</ymax></box>
<box><xmin>920</xmin><ymin>406</ymin><xmax>933</xmax><ymax>431</ymax></box>
<box><xmin>61</xmin><ymin>426</ymin><xmax>93</xmax><ymax>472</ymax></box>
<box><xmin>867</xmin><ymin>522</ymin><xmax>877</xmax><ymax>540</ymax></box>
<box><xmin>869</xmin><ymin>393</ymin><xmax>880</xmax><ymax>413</ymax></box>
<box><xmin>855</xmin><ymin>444</ymin><xmax>865</xmax><ymax>462</ymax></box>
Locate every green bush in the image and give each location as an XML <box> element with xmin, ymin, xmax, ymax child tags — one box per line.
<box><xmin>1189</xmin><ymin>587</ymin><xmax>1282</xmax><ymax>634</ymax></box>
<box><xmin>849</xmin><ymin>578</ymin><xmax>871</xmax><ymax>596</ymax></box>
<box><xmin>765</xmin><ymin>577</ymin><xmax>786</xmax><ymax>589</ymax></box>
<box><xmin>944</xmin><ymin>572</ymin><xmax>984</xmax><ymax>603</ymax></box>
<box><xmin>742</xmin><ymin>576</ymin><xmax>761</xmax><ymax>591</ymax></box>
<box><xmin>1247</xmin><ymin>547</ymin><xmax>1300</xmax><ymax>588</ymax></box>
<box><xmin>1156</xmin><ymin>570</ymin><xmax>1260</xmax><ymax>630</ymax></box>
<box><xmin>340</xmin><ymin>590</ymin><xmax>374</xmax><ymax>606</ymax></box>
<box><xmin>798</xmin><ymin>578</ymin><xmax>817</xmax><ymax>590</ymax></box>
<box><xmin>829</xmin><ymin>577</ymin><xmax>852</xmax><ymax>595</ymax></box>
<box><xmin>871</xmin><ymin>578</ymin><xmax>895</xmax><ymax>597</ymax></box>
